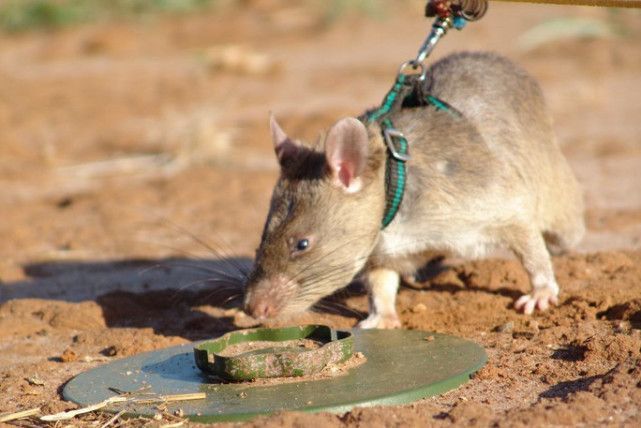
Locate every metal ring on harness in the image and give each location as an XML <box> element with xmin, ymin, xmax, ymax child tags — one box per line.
<box><xmin>383</xmin><ymin>128</ymin><xmax>411</xmax><ymax>162</ymax></box>
<box><xmin>398</xmin><ymin>60</ymin><xmax>425</xmax><ymax>78</ymax></box>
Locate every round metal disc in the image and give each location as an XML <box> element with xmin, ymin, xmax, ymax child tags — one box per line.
<box><xmin>63</xmin><ymin>329</ymin><xmax>486</xmax><ymax>422</ymax></box>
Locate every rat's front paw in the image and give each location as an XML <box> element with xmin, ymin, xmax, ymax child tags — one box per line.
<box><xmin>357</xmin><ymin>313</ymin><xmax>401</xmax><ymax>329</ymax></box>
<box><xmin>515</xmin><ymin>287</ymin><xmax>559</xmax><ymax>315</ymax></box>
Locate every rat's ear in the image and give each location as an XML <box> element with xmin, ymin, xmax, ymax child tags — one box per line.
<box><xmin>270</xmin><ymin>113</ymin><xmax>300</xmax><ymax>166</ymax></box>
<box><xmin>325</xmin><ymin>117</ymin><xmax>369</xmax><ymax>193</ymax></box>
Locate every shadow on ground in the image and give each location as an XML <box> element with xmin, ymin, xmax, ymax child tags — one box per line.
<box><xmin>0</xmin><ymin>257</ymin><xmax>251</xmax><ymax>341</ymax></box>
<box><xmin>1</xmin><ymin>257</ymin><xmax>252</xmax><ymax>303</ymax></box>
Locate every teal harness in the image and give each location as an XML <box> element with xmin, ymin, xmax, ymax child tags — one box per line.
<box><xmin>364</xmin><ymin>72</ymin><xmax>461</xmax><ymax>229</ymax></box>
<box><xmin>359</xmin><ymin>1</ymin><xmax>483</xmax><ymax>229</ymax></box>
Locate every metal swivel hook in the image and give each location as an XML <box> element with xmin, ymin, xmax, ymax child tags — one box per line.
<box><xmin>409</xmin><ymin>0</ymin><xmax>488</xmax><ymax>79</ymax></box>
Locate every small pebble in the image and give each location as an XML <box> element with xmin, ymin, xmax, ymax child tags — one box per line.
<box><xmin>26</xmin><ymin>376</ymin><xmax>45</xmax><ymax>386</ymax></box>
<box><xmin>613</xmin><ymin>321</ymin><xmax>630</xmax><ymax>333</ymax></box>
<box><xmin>60</xmin><ymin>348</ymin><xmax>78</xmax><ymax>363</ymax></box>
<box><xmin>412</xmin><ymin>303</ymin><xmax>427</xmax><ymax>313</ymax></box>
<box><xmin>495</xmin><ymin>321</ymin><xmax>514</xmax><ymax>333</ymax></box>
<box><xmin>102</xmin><ymin>345</ymin><xmax>118</xmax><ymax>356</ymax></box>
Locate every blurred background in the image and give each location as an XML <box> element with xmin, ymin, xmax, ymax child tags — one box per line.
<box><xmin>1</xmin><ymin>3</ymin><xmax>641</xmax><ymax>422</ymax></box>
<box><xmin>0</xmin><ymin>0</ymin><xmax>639</xmax><ymax>283</ymax></box>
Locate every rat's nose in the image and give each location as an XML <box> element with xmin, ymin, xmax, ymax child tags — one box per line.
<box><xmin>243</xmin><ymin>275</ymin><xmax>293</xmax><ymax>319</ymax></box>
<box><xmin>244</xmin><ymin>299</ymin><xmax>278</xmax><ymax>320</ymax></box>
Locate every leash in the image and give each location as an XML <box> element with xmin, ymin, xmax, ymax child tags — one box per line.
<box><xmin>492</xmin><ymin>0</ymin><xmax>641</xmax><ymax>8</ymax></box>
<box><xmin>366</xmin><ymin>1</ymin><xmax>484</xmax><ymax>229</ymax></box>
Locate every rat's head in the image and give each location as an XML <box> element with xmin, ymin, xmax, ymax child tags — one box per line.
<box><xmin>243</xmin><ymin>115</ymin><xmax>385</xmax><ymax>320</ymax></box>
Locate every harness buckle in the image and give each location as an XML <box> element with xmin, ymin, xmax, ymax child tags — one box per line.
<box><xmin>383</xmin><ymin>128</ymin><xmax>411</xmax><ymax>162</ymax></box>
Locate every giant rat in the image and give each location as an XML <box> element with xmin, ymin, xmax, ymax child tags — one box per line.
<box><xmin>243</xmin><ymin>51</ymin><xmax>584</xmax><ymax>328</ymax></box>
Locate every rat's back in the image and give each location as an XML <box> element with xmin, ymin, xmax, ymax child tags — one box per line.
<box><xmin>424</xmin><ymin>51</ymin><xmax>584</xmax><ymax>249</ymax></box>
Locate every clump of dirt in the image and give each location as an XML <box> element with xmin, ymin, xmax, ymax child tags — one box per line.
<box><xmin>59</xmin><ymin>347</ymin><xmax>79</xmax><ymax>363</ymax></box>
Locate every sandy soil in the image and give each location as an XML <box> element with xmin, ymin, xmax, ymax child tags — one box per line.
<box><xmin>1</xmin><ymin>1</ymin><xmax>640</xmax><ymax>426</ymax></box>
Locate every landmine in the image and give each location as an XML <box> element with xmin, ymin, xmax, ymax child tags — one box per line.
<box><xmin>63</xmin><ymin>328</ymin><xmax>487</xmax><ymax>422</ymax></box>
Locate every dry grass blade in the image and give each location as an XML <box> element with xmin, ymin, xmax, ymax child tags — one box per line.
<box><xmin>160</xmin><ymin>392</ymin><xmax>207</xmax><ymax>402</ymax></box>
<box><xmin>160</xmin><ymin>422</ymin><xmax>185</xmax><ymax>428</ymax></box>
<box><xmin>40</xmin><ymin>396</ymin><xmax>127</xmax><ymax>421</ymax></box>
<box><xmin>133</xmin><ymin>392</ymin><xmax>207</xmax><ymax>404</ymax></box>
<box><xmin>0</xmin><ymin>407</ymin><xmax>40</xmax><ymax>423</ymax></box>
<box><xmin>99</xmin><ymin>409</ymin><xmax>126</xmax><ymax>428</ymax></box>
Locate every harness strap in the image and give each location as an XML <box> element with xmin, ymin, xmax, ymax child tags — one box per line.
<box><xmin>361</xmin><ymin>1</ymin><xmax>476</xmax><ymax>229</ymax></box>
<box><xmin>364</xmin><ymin>73</ymin><xmax>461</xmax><ymax>229</ymax></box>
<box><xmin>380</xmin><ymin>117</ymin><xmax>408</xmax><ymax>228</ymax></box>
<box><xmin>367</xmin><ymin>74</ymin><xmax>410</xmax><ymax>123</ymax></box>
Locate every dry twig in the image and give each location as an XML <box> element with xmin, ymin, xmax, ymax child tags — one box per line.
<box><xmin>0</xmin><ymin>407</ymin><xmax>41</xmax><ymax>423</ymax></box>
<box><xmin>41</xmin><ymin>396</ymin><xmax>127</xmax><ymax>421</ymax></box>
<box><xmin>99</xmin><ymin>409</ymin><xmax>126</xmax><ymax>428</ymax></box>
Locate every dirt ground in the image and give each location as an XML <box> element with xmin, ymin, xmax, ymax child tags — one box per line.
<box><xmin>1</xmin><ymin>1</ymin><xmax>640</xmax><ymax>426</ymax></box>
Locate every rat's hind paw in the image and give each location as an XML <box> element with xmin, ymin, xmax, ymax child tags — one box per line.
<box><xmin>515</xmin><ymin>288</ymin><xmax>559</xmax><ymax>315</ymax></box>
<box><xmin>357</xmin><ymin>313</ymin><xmax>401</xmax><ymax>329</ymax></box>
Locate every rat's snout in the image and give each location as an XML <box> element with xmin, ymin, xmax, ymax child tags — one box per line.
<box><xmin>243</xmin><ymin>275</ymin><xmax>297</xmax><ymax>320</ymax></box>
<box><xmin>244</xmin><ymin>299</ymin><xmax>278</xmax><ymax>320</ymax></box>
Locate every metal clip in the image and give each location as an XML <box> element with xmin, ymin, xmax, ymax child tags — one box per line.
<box><xmin>415</xmin><ymin>17</ymin><xmax>452</xmax><ymax>65</ymax></box>
<box><xmin>383</xmin><ymin>128</ymin><xmax>411</xmax><ymax>162</ymax></box>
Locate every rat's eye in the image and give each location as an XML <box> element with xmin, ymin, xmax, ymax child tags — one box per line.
<box><xmin>295</xmin><ymin>239</ymin><xmax>310</xmax><ymax>252</ymax></box>
<box><xmin>289</xmin><ymin>236</ymin><xmax>314</xmax><ymax>257</ymax></box>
